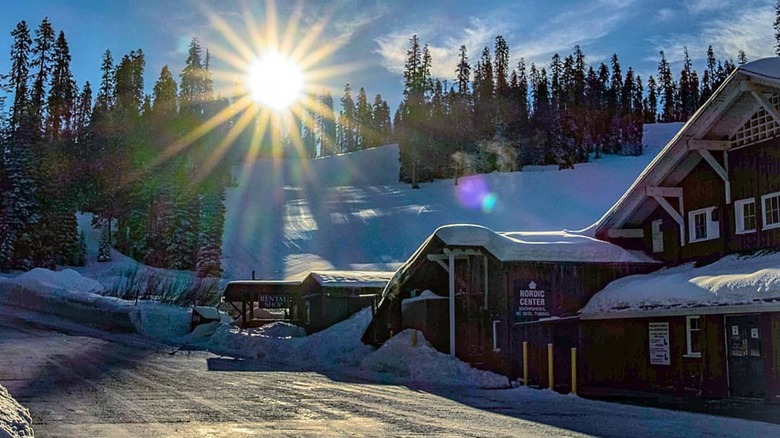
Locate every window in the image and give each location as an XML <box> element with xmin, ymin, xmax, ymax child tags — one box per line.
<box><xmin>735</xmin><ymin>198</ymin><xmax>756</xmax><ymax>234</ymax></box>
<box><xmin>688</xmin><ymin>207</ymin><xmax>720</xmax><ymax>243</ymax></box>
<box><xmin>651</xmin><ymin>219</ymin><xmax>663</xmax><ymax>253</ymax></box>
<box><xmin>763</xmin><ymin>191</ymin><xmax>780</xmax><ymax>230</ymax></box>
<box><xmin>686</xmin><ymin>316</ymin><xmax>702</xmax><ymax>358</ymax></box>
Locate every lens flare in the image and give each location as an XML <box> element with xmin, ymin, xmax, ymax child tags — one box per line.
<box><xmin>456</xmin><ymin>175</ymin><xmax>498</xmax><ymax>213</ymax></box>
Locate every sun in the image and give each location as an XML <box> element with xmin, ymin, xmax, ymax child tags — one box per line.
<box><xmin>247</xmin><ymin>51</ymin><xmax>305</xmax><ymax>110</ymax></box>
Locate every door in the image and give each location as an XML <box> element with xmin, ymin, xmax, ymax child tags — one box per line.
<box><xmin>455</xmin><ymin>255</ymin><xmax>487</xmax><ymax>362</ymax></box>
<box><xmin>726</xmin><ymin>315</ymin><xmax>766</xmax><ymax>398</ymax></box>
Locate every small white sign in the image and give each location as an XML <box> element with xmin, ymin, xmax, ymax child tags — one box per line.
<box><xmin>732</xmin><ymin>325</ymin><xmax>739</xmax><ymax>336</ymax></box>
<box><xmin>751</xmin><ymin>328</ymin><xmax>759</xmax><ymax>339</ymax></box>
<box><xmin>649</xmin><ymin>322</ymin><xmax>670</xmax><ymax>366</ymax></box>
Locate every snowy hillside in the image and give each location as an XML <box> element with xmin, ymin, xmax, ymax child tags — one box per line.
<box><xmin>223</xmin><ymin>123</ymin><xmax>683</xmax><ymax>280</ymax></box>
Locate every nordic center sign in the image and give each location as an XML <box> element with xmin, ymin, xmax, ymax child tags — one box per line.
<box><xmin>513</xmin><ymin>279</ymin><xmax>551</xmax><ymax>322</ymax></box>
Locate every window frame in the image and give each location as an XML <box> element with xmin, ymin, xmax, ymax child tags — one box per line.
<box><xmin>688</xmin><ymin>206</ymin><xmax>720</xmax><ymax>243</ymax></box>
<box><xmin>685</xmin><ymin>315</ymin><xmax>702</xmax><ymax>358</ymax></box>
<box><xmin>734</xmin><ymin>198</ymin><xmax>757</xmax><ymax>234</ymax></box>
<box><xmin>762</xmin><ymin>191</ymin><xmax>780</xmax><ymax>231</ymax></box>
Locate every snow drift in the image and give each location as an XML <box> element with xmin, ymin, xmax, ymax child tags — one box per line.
<box><xmin>0</xmin><ymin>384</ymin><xmax>33</xmax><ymax>438</ymax></box>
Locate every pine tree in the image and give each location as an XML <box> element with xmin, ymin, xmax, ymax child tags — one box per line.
<box><xmin>8</xmin><ymin>21</ymin><xmax>32</xmax><ymax>132</ymax></box>
<box><xmin>738</xmin><ymin>50</ymin><xmax>748</xmax><ymax>65</ymax></box>
<box><xmin>152</xmin><ymin>65</ymin><xmax>178</xmax><ymax>115</ymax></box>
<box><xmin>97</xmin><ymin>226</ymin><xmax>112</xmax><ymax>262</ymax></box>
<box><xmin>94</xmin><ymin>49</ymin><xmax>114</xmax><ymax>115</ymax></box>
<box><xmin>47</xmin><ymin>31</ymin><xmax>76</xmax><ymax>141</ymax></box>
<box><xmin>338</xmin><ymin>83</ymin><xmax>356</xmax><ymax>152</ymax></box>
<box><xmin>775</xmin><ymin>0</ymin><xmax>780</xmax><ymax>56</ymax></box>
<box><xmin>644</xmin><ymin>75</ymin><xmax>658</xmax><ymax>123</ymax></box>
<box><xmin>318</xmin><ymin>91</ymin><xmax>337</xmax><ymax>156</ymax></box>
<box><xmin>72</xmin><ymin>230</ymin><xmax>87</xmax><ymax>266</ymax></box>
<box><xmin>30</xmin><ymin>17</ymin><xmax>55</xmax><ymax>128</ymax></box>
<box><xmin>372</xmin><ymin>94</ymin><xmax>392</xmax><ymax>146</ymax></box>
<box><xmin>180</xmin><ymin>38</ymin><xmax>206</xmax><ymax>115</ymax></box>
<box><xmin>355</xmin><ymin>87</ymin><xmax>372</xmax><ymax>149</ymax></box>
<box><xmin>455</xmin><ymin>45</ymin><xmax>470</xmax><ymax>95</ymax></box>
<box><xmin>657</xmin><ymin>51</ymin><xmax>676</xmax><ymax>122</ymax></box>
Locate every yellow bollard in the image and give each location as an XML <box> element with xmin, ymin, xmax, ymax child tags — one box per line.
<box><xmin>412</xmin><ymin>330</ymin><xmax>418</xmax><ymax>347</ymax></box>
<box><xmin>548</xmin><ymin>343</ymin><xmax>554</xmax><ymax>390</ymax></box>
<box><xmin>571</xmin><ymin>347</ymin><xmax>577</xmax><ymax>395</ymax></box>
<box><xmin>522</xmin><ymin>341</ymin><xmax>528</xmax><ymax>386</ymax></box>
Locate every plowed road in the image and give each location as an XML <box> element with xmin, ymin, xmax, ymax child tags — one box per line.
<box><xmin>1</xmin><ymin>310</ymin><xmax>777</xmax><ymax>437</ymax></box>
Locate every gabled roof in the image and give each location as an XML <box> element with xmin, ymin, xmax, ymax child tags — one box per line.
<box><xmin>589</xmin><ymin>57</ymin><xmax>780</xmax><ymax>237</ymax></box>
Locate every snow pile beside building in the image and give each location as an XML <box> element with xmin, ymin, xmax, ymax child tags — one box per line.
<box><xmin>360</xmin><ymin>329</ymin><xmax>508</xmax><ymax>389</ymax></box>
<box><xmin>582</xmin><ymin>252</ymin><xmax>780</xmax><ymax>315</ymax></box>
<box><xmin>206</xmin><ymin>308</ymin><xmax>374</xmax><ymax>367</ymax></box>
<box><xmin>0</xmin><ymin>385</ymin><xmax>33</xmax><ymax>438</ymax></box>
<box><xmin>11</xmin><ymin>268</ymin><xmax>105</xmax><ymax>300</ymax></box>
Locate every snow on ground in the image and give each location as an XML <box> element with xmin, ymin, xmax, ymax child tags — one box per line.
<box><xmin>582</xmin><ymin>251</ymin><xmax>780</xmax><ymax>315</ymax></box>
<box><xmin>223</xmin><ymin>123</ymin><xmax>683</xmax><ymax>280</ymax></box>
<box><xmin>0</xmin><ymin>384</ymin><xmax>33</xmax><ymax>438</ymax></box>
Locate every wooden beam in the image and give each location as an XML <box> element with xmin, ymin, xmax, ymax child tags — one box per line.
<box><xmin>645</xmin><ymin>186</ymin><xmax>683</xmax><ymax>198</ymax></box>
<box><xmin>652</xmin><ymin>195</ymin><xmax>686</xmax><ymax>247</ymax></box>
<box><xmin>606</xmin><ymin>228</ymin><xmax>645</xmax><ymax>239</ymax></box>
<box><xmin>448</xmin><ymin>251</ymin><xmax>456</xmax><ymax>356</ymax></box>
<box><xmin>687</xmin><ymin>139</ymin><xmax>730</xmax><ymax>151</ymax></box>
<box><xmin>697</xmin><ymin>149</ymin><xmax>731</xmax><ymax>204</ymax></box>
<box><xmin>750</xmin><ymin>88</ymin><xmax>780</xmax><ymax>126</ymax></box>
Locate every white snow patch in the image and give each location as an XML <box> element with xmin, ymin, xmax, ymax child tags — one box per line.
<box><xmin>0</xmin><ymin>384</ymin><xmax>33</xmax><ymax>438</ymax></box>
<box><xmin>582</xmin><ymin>252</ymin><xmax>780</xmax><ymax>315</ymax></box>
<box><xmin>310</xmin><ymin>270</ymin><xmax>396</xmax><ymax>288</ymax></box>
<box><xmin>433</xmin><ymin>224</ymin><xmax>658</xmax><ymax>263</ymax></box>
<box><xmin>360</xmin><ymin>329</ymin><xmax>508</xmax><ymax>389</ymax></box>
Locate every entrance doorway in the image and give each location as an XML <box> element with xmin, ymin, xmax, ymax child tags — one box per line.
<box><xmin>726</xmin><ymin>315</ymin><xmax>765</xmax><ymax>398</ymax></box>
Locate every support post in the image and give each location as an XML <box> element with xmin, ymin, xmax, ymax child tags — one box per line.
<box><xmin>523</xmin><ymin>341</ymin><xmax>528</xmax><ymax>386</ymax></box>
<box><xmin>548</xmin><ymin>343</ymin><xmax>554</xmax><ymax>390</ymax></box>
<box><xmin>571</xmin><ymin>348</ymin><xmax>577</xmax><ymax>395</ymax></box>
<box><xmin>449</xmin><ymin>251</ymin><xmax>456</xmax><ymax>356</ymax></box>
<box><xmin>412</xmin><ymin>330</ymin><xmax>418</xmax><ymax>347</ymax></box>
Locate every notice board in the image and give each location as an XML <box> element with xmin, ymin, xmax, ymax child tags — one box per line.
<box><xmin>649</xmin><ymin>322</ymin><xmax>670</xmax><ymax>365</ymax></box>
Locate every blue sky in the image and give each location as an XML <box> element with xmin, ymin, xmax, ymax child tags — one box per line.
<box><xmin>0</xmin><ymin>0</ymin><xmax>775</xmax><ymax>113</ymax></box>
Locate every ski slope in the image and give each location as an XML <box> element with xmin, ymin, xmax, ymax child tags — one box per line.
<box><xmin>222</xmin><ymin>123</ymin><xmax>683</xmax><ymax>280</ymax></box>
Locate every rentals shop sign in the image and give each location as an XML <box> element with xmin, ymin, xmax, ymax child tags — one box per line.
<box><xmin>257</xmin><ymin>294</ymin><xmax>291</xmax><ymax>309</ymax></box>
<box><xmin>513</xmin><ymin>280</ymin><xmax>551</xmax><ymax>322</ymax></box>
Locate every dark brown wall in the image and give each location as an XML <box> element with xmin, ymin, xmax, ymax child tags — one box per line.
<box><xmin>728</xmin><ymin>138</ymin><xmax>780</xmax><ymax>252</ymax></box>
<box><xmin>579</xmin><ymin>316</ymin><xmax>728</xmax><ymax>397</ymax></box>
<box><xmin>627</xmin><ymin>137</ymin><xmax>780</xmax><ymax>263</ymax></box>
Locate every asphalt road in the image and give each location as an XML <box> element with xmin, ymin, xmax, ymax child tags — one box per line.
<box><xmin>2</xmin><ymin>310</ymin><xmax>780</xmax><ymax>437</ymax></box>
<box><xmin>0</xmin><ymin>312</ymin><xmax>583</xmax><ymax>437</ymax></box>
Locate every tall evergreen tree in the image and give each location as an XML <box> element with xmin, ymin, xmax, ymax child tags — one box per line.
<box><xmin>455</xmin><ymin>45</ymin><xmax>470</xmax><ymax>95</ymax></box>
<box><xmin>8</xmin><ymin>21</ymin><xmax>32</xmax><ymax>132</ymax></box>
<box><xmin>30</xmin><ymin>17</ymin><xmax>55</xmax><ymax>128</ymax></box>
<box><xmin>657</xmin><ymin>51</ymin><xmax>676</xmax><ymax>122</ymax></box>
<box><xmin>47</xmin><ymin>31</ymin><xmax>76</xmax><ymax>141</ymax></box>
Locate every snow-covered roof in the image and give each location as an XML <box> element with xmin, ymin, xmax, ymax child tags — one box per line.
<box><xmin>589</xmin><ymin>57</ymin><xmax>780</xmax><ymax>237</ymax></box>
<box><xmin>309</xmin><ymin>270</ymin><xmax>396</xmax><ymax>288</ymax></box>
<box><xmin>581</xmin><ymin>252</ymin><xmax>780</xmax><ymax>318</ymax></box>
<box><xmin>434</xmin><ymin>224</ymin><xmax>657</xmax><ymax>263</ymax></box>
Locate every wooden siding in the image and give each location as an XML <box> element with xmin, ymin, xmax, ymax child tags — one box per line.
<box><xmin>620</xmin><ymin>136</ymin><xmax>780</xmax><ymax>262</ymax></box>
<box><xmin>579</xmin><ymin>316</ymin><xmax>729</xmax><ymax>397</ymax></box>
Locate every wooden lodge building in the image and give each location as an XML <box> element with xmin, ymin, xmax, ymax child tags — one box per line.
<box><xmin>363</xmin><ymin>58</ymin><xmax>780</xmax><ymax>400</ymax></box>
<box><xmin>225</xmin><ymin>270</ymin><xmax>394</xmax><ymax>333</ymax></box>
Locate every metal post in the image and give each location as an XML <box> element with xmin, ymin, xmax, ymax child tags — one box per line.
<box><xmin>548</xmin><ymin>343</ymin><xmax>554</xmax><ymax>390</ymax></box>
<box><xmin>449</xmin><ymin>251</ymin><xmax>456</xmax><ymax>356</ymax></box>
<box><xmin>571</xmin><ymin>347</ymin><xmax>577</xmax><ymax>395</ymax></box>
<box><xmin>523</xmin><ymin>341</ymin><xmax>528</xmax><ymax>386</ymax></box>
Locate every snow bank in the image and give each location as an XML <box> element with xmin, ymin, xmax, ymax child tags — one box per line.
<box><xmin>360</xmin><ymin>329</ymin><xmax>508</xmax><ymax>389</ymax></box>
<box><xmin>0</xmin><ymin>385</ymin><xmax>33</xmax><ymax>438</ymax></box>
<box><xmin>12</xmin><ymin>268</ymin><xmax>104</xmax><ymax>298</ymax></box>
<box><xmin>434</xmin><ymin>224</ymin><xmax>657</xmax><ymax>263</ymax></box>
<box><xmin>206</xmin><ymin>308</ymin><xmax>374</xmax><ymax>367</ymax></box>
<box><xmin>582</xmin><ymin>252</ymin><xmax>780</xmax><ymax>315</ymax></box>
<box><xmin>129</xmin><ymin>302</ymin><xmax>192</xmax><ymax>340</ymax></box>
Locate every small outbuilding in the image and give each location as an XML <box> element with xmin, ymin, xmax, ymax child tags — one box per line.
<box><xmin>225</xmin><ymin>270</ymin><xmax>395</xmax><ymax>333</ymax></box>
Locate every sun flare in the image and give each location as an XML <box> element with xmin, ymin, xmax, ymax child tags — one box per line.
<box><xmin>247</xmin><ymin>51</ymin><xmax>305</xmax><ymax>110</ymax></box>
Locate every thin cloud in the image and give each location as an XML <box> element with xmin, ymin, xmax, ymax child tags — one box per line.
<box><xmin>650</xmin><ymin>6</ymin><xmax>775</xmax><ymax>66</ymax></box>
